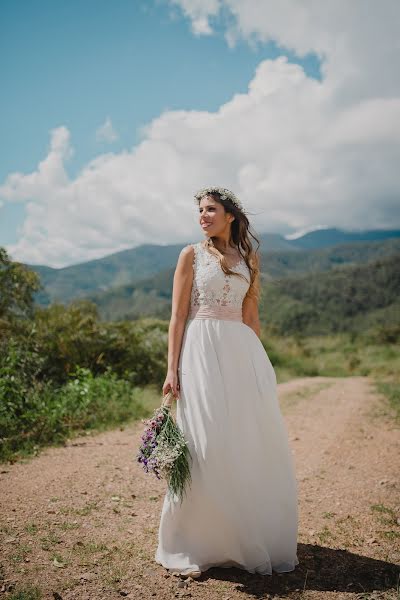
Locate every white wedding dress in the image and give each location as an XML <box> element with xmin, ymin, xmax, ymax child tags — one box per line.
<box><xmin>155</xmin><ymin>241</ymin><xmax>299</xmax><ymax>576</ymax></box>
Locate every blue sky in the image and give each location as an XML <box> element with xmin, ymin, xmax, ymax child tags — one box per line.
<box><xmin>1</xmin><ymin>0</ymin><xmax>398</xmax><ymax>268</ymax></box>
<box><xmin>0</xmin><ymin>0</ymin><xmax>320</xmax><ymax>248</ymax></box>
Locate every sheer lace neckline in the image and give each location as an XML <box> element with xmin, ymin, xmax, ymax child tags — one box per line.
<box><xmin>202</xmin><ymin>244</ymin><xmax>245</xmax><ymax>270</ymax></box>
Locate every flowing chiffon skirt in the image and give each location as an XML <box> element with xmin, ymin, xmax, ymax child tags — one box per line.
<box><xmin>155</xmin><ymin>317</ymin><xmax>299</xmax><ymax>575</ymax></box>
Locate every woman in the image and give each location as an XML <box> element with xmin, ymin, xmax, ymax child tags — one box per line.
<box><xmin>155</xmin><ymin>187</ymin><xmax>299</xmax><ymax>578</ymax></box>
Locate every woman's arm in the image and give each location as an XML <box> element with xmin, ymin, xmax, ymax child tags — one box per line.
<box><xmin>242</xmin><ymin>251</ymin><xmax>261</xmax><ymax>337</ymax></box>
<box><xmin>242</xmin><ymin>294</ymin><xmax>261</xmax><ymax>337</ymax></box>
<box><xmin>163</xmin><ymin>245</ymin><xmax>194</xmax><ymax>398</ymax></box>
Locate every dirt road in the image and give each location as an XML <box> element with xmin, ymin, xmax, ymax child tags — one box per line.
<box><xmin>1</xmin><ymin>376</ymin><xmax>399</xmax><ymax>599</ymax></box>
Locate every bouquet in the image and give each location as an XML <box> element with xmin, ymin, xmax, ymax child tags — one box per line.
<box><xmin>136</xmin><ymin>390</ymin><xmax>192</xmax><ymax>504</ymax></box>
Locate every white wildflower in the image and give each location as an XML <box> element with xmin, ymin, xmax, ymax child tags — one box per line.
<box><xmin>194</xmin><ymin>187</ymin><xmax>243</xmax><ymax>211</ymax></box>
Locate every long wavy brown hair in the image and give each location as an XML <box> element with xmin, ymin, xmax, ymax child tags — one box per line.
<box><xmin>195</xmin><ymin>191</ymin><xmax>261</xmax><ymax>303</ymax></box>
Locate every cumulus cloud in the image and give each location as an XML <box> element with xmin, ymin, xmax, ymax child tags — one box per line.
<box><xmin>170</xmin><ymin>0</ymin><xmax>220</xmax><ymax>35</ymax></box>
<box><xmin>95</xmin><ymin>117</ymin><xmax>119</xmax><ymax>144</ymax></box>
<box><xmin>1</xmin><ymin>0</ymin><xmax>400</xmax><ymax>267</ymax></box>
<box><xmin>170</xmin><ymin>0</ymin><xmax>400</xmax><ymax>100</ymax></box>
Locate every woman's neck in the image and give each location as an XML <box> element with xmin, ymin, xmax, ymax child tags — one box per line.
<box><xmin>211</xmin><ymin>237</ymin><xmax>236</xmax><ymax>252</ymax></box>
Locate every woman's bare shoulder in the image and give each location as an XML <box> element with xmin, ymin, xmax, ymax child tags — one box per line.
<box><xmin>177</xmin><ymin>243</ymin><xmax>197</xmax><ymax>268</ymax></box>
<box><xmin>180</xmin><ymin>242</ymin><xmax>201</xmax><ymax>256</ymax></box>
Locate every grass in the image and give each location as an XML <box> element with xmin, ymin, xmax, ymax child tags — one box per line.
<box><xmin>371</xmin><ymin>503</ymin><xmax>399</xmax><ymax>526</ymax></box>
<box><xmin>59</xmin><ymin>521</ymin><xmax>81</xmax><ymax>531</ymax></box>
<box><xmin>7</xmin><ymin>586</ymin><xmax>42</xmax><ymax>600</ymax></box>
<box><xmin>316</xmin><ymin>525</ymin><xmax>336</xmax><ymax>544</ymax></box>
<box><xmin>265</xmin><ymin>330</ymin><xmax>400</xmax><ymax>383</ymax></box>
<box><xmin>280</xmin><ymin>381</ymin><xmax>334</xmax><ymax>410</ymax></box>
<box><xmin>39</xmin><ymin>531</ymin><xmax>63</xmax><ymax>551</ymax></box>
<box><xmin>9</xmin><ymin>543</ymin><xmax>32</xmax><ymax>563</ymax></box>
<box><xmin>370</xmin><ymin>503</ymin><xmax>400</xmax><ymax>546</ymax></box>
<box><xmin>373</xmin><ymin>378</ymin><xmax>400</xmax><ymax>423</ymax></box>
<box><xmin>70</xmin><ymin>539</ymin><xmax>109</xmax><ymax>562</ymax></box>
<box><xmin>24</xmin><ymin>523</ymin><xmax>39</xmax><ymax>534</ymax></box>
<box><xmin>322</xmin><ymin>511</ymin><xmax>336</xmax><ymax>519</ymax></box>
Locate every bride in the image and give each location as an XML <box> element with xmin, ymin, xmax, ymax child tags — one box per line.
<box><xmin>155</xmin><ymin>187</ymin><xmax>299</xmax><ymax>579</ymax></box>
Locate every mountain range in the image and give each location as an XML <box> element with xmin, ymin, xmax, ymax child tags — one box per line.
<box><xmin>28</xmin><ymin>227</ymin><xmax>400</xmax><ymax>308</ymax></box>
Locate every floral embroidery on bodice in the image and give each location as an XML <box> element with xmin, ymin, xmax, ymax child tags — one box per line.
<box><xmin>188</xmin><ymin>242</ymin><xmax>251</xmax><ymax>322</ymax></box>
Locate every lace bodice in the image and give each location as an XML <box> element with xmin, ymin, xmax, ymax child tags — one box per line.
<box><xmin>187</xmin><ymin>242</ymin><xmax>251</xmax><ymax>322</ymax></box>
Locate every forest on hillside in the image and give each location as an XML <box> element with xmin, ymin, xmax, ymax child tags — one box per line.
<box><xmin>29</xmin><ymin>236</ymin><xmax>400</xmax><ymax>307</ymax></box>
<box><xmin>261</xmin><ymin>253</ymin><xmax>400</xmax><ymax>336</ymax></box>
<box><xmin>85</xmin><ymin>247</ymin><xmax>400</xmax><ymax>334</ymax></box>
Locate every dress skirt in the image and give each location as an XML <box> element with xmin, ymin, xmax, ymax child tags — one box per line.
<box><xmin>155</xmin><ymin>317</ymin><xmax>299</xmax><ymax>576</ymax></box>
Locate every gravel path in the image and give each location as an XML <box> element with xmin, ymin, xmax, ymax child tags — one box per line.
<box><xmin>1</xmin><ymin>376</ymin><xmax>399</xmax><ymax>599</ymax></box>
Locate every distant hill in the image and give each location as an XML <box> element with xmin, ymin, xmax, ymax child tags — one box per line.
<box><xmin>83</xmin><ymin>240</ymin><xmax>400</xmax><ymax>328</ymax></box>
<box><xmin>261</xmin><ymin>252</ymin><xmax>400</xmax><ymax>336</ymax></box>
<box><xmin>30</xmin><ymin>233</ymin><xmax>299</xmax><ymax>305</ymax></box>
<box><xmin>262</xmin><ymin>237</ymin><xmax>400</xmax><ymax>278</ymax></box>
<box><xmin>31</xmin><ymin>243</ymin><xmax>185</xmax><ymax>306</ymax></box>
<box><xmin>284</xmin><ymin>227</ymin><xmax>400</xmax><ymax>250</ymax></box>
<box><xmin>88</xmin><ymin>268</ymin><xmax>175</xmax><ymax>321</ymax></box>
<box><xmin>256</xmin><ymin>232</ymin><xmax>298</xmax><ymax>252</ymax></box>
<box><xmin>28</xmin><ymin>227</ymin><xmax>400</xmax><ymax>306</ymax></box>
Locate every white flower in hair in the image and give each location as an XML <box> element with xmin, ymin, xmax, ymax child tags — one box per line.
<box><xmin>194</xmin><ymin>186</ymin><xmax>243</xmax><ymax>210</ymax></box>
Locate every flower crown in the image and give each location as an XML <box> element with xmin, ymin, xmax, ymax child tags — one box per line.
<box><xmin>194</xmin><ymin>186</ymin><xmax>243</xmax><ymax>211</ymax></box>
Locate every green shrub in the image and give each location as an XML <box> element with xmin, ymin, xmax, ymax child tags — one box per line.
<box><xmin>374</xmin><ymin>378</ymin><xmax>400</xmax><ymax>423</ymax></box>
<box><xmin>0</xmin><ymin>364</ymin><xmax>150</xmax><ymax>462</ymax></box>
<box><xmin>58</xmin><ymin>365</ymin><xmax>149</xmax><ymax>430</ymax></box>
<box><xmin>32</xmin><ymin>302</ymin><xmax>168</xmax><ymax>386</ymax></box>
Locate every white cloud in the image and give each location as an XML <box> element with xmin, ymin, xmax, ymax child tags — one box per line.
<box><xmin>95</xmin><ymin>117</ymin><xmax>119</xmax><ymax>143</ymax></box>
<box><xmin>170</xmin><ymin>0</ymin><xmax>400</xmax><ymax>100</ymax></box>
<box><xmin>170</xmin><ymin>0</ymin><xmax>220</xmax><ymax>35</ymax></box>
<box><xmin>1</xmin><ymin>0</ymin><xmax>400</xmax><ymax>267</ymax></box>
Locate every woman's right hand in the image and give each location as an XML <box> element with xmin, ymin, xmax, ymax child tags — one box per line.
<box><xmin>163</xmin><ymin>369</ymin><xmax>180</xmax><ymax>400</ymax></box>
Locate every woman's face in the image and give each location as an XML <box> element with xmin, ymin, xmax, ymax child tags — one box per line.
<box><xmin>198</xmin><ymin>195</ymin><xmax>233</xmax><ymax>237</ymax></box>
